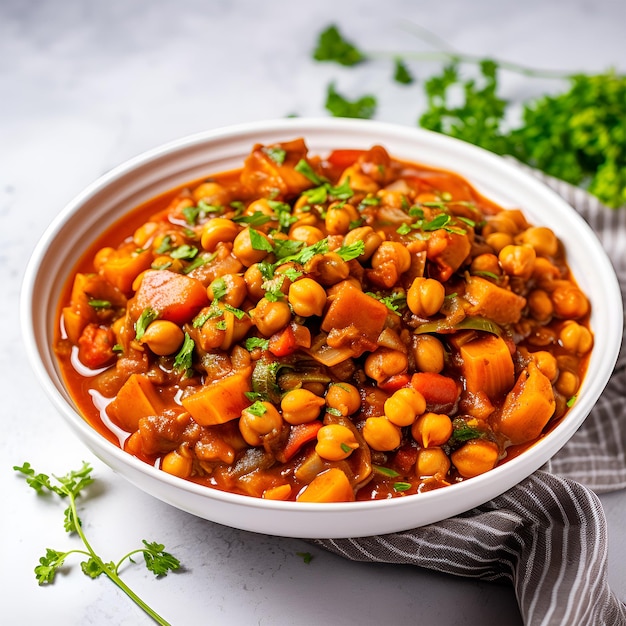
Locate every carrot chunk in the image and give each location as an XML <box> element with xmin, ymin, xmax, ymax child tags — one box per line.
<box><xmin>411</xmin><ymin>372</ymin><xmax>460</xmax><ymax>410</ymax></box>
<box><xmin>296</xmin><ymin>468</ymin><xmax>355</xmax><ymax>503</ymax></box>
<box><xmin>131</xmin><ymin>269</ymin><xmax>209</xmax><ymax>325</ymax></box>
<box><xmin>181</xmin><ymin>369</ymin><xmax>252</xmax><ymax>426</ymax></box>
<box><xmin>459</xmin><ymin>335</ymin><xmax>515</xmax><ymax>400</ymax></box>
<box><xmin>107</xmin><ymin>373</ymin><xmax>163</xmax><ymax>431</ymax></box>
<box><xmin>321</xmin><ymin>281</ymin><xmax>388</xmax><ymax>357</ymax></box>
<box><xmin>493</xmin><ymin>362</ymin><xmax>556</xmax><ymax>445</ymax></box>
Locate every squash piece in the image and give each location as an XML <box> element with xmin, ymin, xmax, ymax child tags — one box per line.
<box><xmin>101</xmin><ymin>249</ymin><xmax>153</xmax><ymax>295</ymax></box>
<box><xmin>321</xmin><ymin>281</ymin><xmax>388</xmax><ymax>357</ymax></box>
<box><xmin>460</xmin><ymin>335</ymin><xmax>515</xmax><ymax>401</ymax></box>
<box><xmin>296</xmin><ymin>468</ymin><xmax>355</xmax><ymax>503</ymax></box>
<box><xmin>182</xmin><ymin>369</ymin><xmax>252</xmax><ymax>426</ymax></box>
<box><xmin>107</xmin><ymin>373</ymin><xmax>163</xmax><ymax>431</ymax></box>
<box><xmin>494</xmin><ymin>362</ymin><xmax>556</xmax><ymax>445</ymax></box>
<box><xmin>463</xmin><ymin>276</ymin><xmax>526</xmax><ymax>325</ymax></box>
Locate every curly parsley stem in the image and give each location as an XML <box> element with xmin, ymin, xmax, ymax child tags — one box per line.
<box><xmin>66</xmin><ymin>490</ymin><xmax>172</xmax><ymax>626</ymax></box>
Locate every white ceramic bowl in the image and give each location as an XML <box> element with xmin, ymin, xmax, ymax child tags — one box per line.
<box><xmin>21</xmin><ymin>118</ymin><xmax>623</xmax><ymax>539</ymax></box>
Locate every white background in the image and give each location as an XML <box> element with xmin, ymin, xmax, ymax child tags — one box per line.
<box><xmin>2</xmin><ymin>1</ymin><xmax>625</xmax><ymax>624</ymax></box>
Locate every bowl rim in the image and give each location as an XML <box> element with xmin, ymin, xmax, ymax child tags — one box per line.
<box><xmin>20</xmin><ymin>117</ymin><xmax>624</xmax><ymax>536</ymax></box>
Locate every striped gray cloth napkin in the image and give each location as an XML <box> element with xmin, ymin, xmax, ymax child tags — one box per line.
<box><xmin>310</xmin><ymin>173</ymin><xmax>626</xmax><ymax>626</ymax></box>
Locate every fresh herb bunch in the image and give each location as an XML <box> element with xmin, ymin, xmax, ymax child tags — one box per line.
<box><xmin>313</xmin><ymin>24</ymin><xmax>626</xmax><ymax>209</ymax></box>
<box><xmin>14</xmin><ymin>462</ymin><xmax>180</xmax><ymax>626</ymax></box>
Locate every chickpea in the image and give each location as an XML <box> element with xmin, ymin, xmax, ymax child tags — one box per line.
<box><xmin>200</xmin><ymin>217</ymin><xmax>240</xmax><ymax>252</ymax></box>
<box><xmin>139</xmin><ymin>320</ymin><xmax>185</xmax><ymax>355</ymax></box>
<box><xmin>559</xmin><ymin>321</ymin><xmax>593</xmax><ymax>355</ymax></box>
<box><xmin>551</xmin><ymin>284</ymin><xmax>590</xmax><ymax>319</ymax></box>
<box><xmin>325</xmin><ymin>202</ymin><xmax>359</xmax><ymax>235</ymax></box>
<box><xmin>371</xmin><ymin>241</ymin><xmax>411</xmax><ymax>275</ymax></box>
<box><xmin>384</xmin><ymin>387</ymin><xmax>427</xmax><ymax>427</ymax></box>
<box><xmin>498</xmin><ymin>244</ymin><xmax>536</xmax><ymax>279</ymax></box>
<box><xmin>208</xmin><ymin>273</ymin><xmax>248</xmax><ymax>308</ymax></box>
<box><xmin>362</xmin><ymin>416</ymin><xmax>402</xmax><ymax>451</ymax></box>
<box><xmin>364</xmin><ymin>349</ymin><xmax>408</xmax><ymax>384</ymax></box>
<box><xmin>343</xmin><ymin>226</ymin><xmax>383</xmax><ymax>261</ymax></box>
<box><xmin>530</xmin><ymin>350</ymin><xmax>559</xmax><ymax>382</ymax></box>
<box><xmin>470</xmin><ymin>253</ymin><xmax>501</xmax><ymax>276</ymax></box>
<box><xmin>517</xmin><ymin>226</ymin><xmax>558</xmax><ymax>257</ymax></box>
<box><xmin>244</xmin><ymin>263</ymin><xmax>267</xmax><ymax>301</ymax></box>
<box><xmin>528</xmin><ymin>289</ymin><xmax>554</xmax><ymax>322</ymax></box>
<box><xmin>484</xmin><ymin>213</ymin><xmax>520</xmax><ymax>237</ymax></box>
<box><xmin>416</xmin><ymin>447</ymin><xmax>450</xmax><ymax>477</ymax></box>
<box><xmin>532</xmin><ymin>257</ymin><xmax>562</xmax><ymax>283</ymax></box>
<box><xmin>412</xmin><ymin>335</ymin><xmax>445</xmax><ymax>373</ymax></box>
<box><xmin>250</xmin><ymin>297</ymin><xmax>292</xmax><ymax>336</ymax></box>
<box><xmin>411</xmin><ymin>412</ymin><xmax>453</xmax><ymax>448</ymax></box>
<box><xmin>556</xmin><ymin>370</ymin><xmax>580</xmax><ymax>398</ymax></box>
<box><xmin>325</xmin><ymin>383</ymin><xmax>361</xmax><ymax>416</ymax></box>
<box><xmin>315</xmin><ymin>424</ymin><xmax>359</xmax><ymax>461</ymax></box>
<box><xmin>407</xmin><ymin>277</ymin><xmax>445</xmax><ymax>317</ymax></box>
<box><xmin>192</xmin><ymin>181</ymin><xmax>230</xmax><ymax>205</ymax></box>
<box><xmin>289</xmin><ymin>224</ymin><xmax>325</xmax><ymax>246</ymax></box>
<box><xmin>485</xmin><ymin>232</ymin><xmax>513</xmax><ymax>254</ymax></box>
<box><xmin>152</xmin><ymin>254</ymin><xmax>184</xmax><ymax>273</ymax></box>
<box><xmin>281</xmin><ymin>389</ymin><xmax>326</xmax><ymax>425</ymax></box>
<box><xmin>288</xmin><ymin>278</ymin><xmax>327</xmax><ymax>317</ymax></box>
<box><xmin>315</xmin><ymin>252</ymin><xmax>350</xmax><ymax>286</ymax></box>
<box><xmin>239</xmin><ymin>401</ymin><xmax>283</xmax><ymax>446</ymax></box>
<box><xmin>133</xmin><ymin>221</ymin><xmax>159</xmax><ymax>248</ymax></box>
<box><xmin>451</xmin><ymin>439</ymin><xmax>499</xmax><ymax>478</ymax></box>
<box><xmin>161</xmin><ymin>445</ymin><xmax>193</xmax><ymax>479</ymax></box>
<box><xmin>93</xmin><ymin>246</ymin><xmax>115</xmax><ymax>271</ymax></box>
<box><xmin>232</xmin><ymin>228</ymin><xmax>272</xmax><ymax>266</ymax></box>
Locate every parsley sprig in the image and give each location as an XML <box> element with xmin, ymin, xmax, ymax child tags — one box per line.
<box><xmin>313</xmin><ymin>24</ymin><xmax>626</xmax><ymax>208</ymax></box>
<box><xmin>14</xmin><ymin>462</ymin><xmax>180</xmax><ymax>626</ymax></box>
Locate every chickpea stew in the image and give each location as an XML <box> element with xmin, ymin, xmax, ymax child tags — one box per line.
<box><xmin>55</xmin><ymin>139</ymin><xmax>592</xmax><ymax>503</ymax></box>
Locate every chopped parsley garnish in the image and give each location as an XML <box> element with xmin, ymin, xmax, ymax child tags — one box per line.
<box><xmin>182</xmin><ymin>201</ymin><xmax>222</xmax><ymax>225</ymax></box>
<box><xmin>155</xmin><ymin>235</ymin><xmax>173</xmax><ymax>254</ymax></box>
<box><xmin>336</xmin><ymin>240</ymin><xmax>365</xmax><ymax>261</ymax></box>
<box><xmin>295</xmin><ymin>159</ymin><xmax>327</xmax><ymax>186</ymax></box>
<box><xmin>566</xmin><ymin>395</ymin><xmax>577</xmax><ymax>408</ymax></box>
<box><xmin>340</xmin><ymin>442</ymin><xmax>353</xmax><ymax>453</ymax></box>
<box><xmin>210</xmin><ymin>277</ymin><xmax>228</xmax><ymax>301</ymax></box>
<box><xmin>173</xmin><ymin>332</ymin><xmax>195</xmax><ymax>376</ymax></box>
<box><xmin>247</xmin><ymin>401</ymin><xmax>268</xmax><ymax>416</ymax></box>
<box><xmin>262</xmin><ymin>146</ymin><xmax>287</xmax><ymax>165</ymax></box>
<box><xmin>326</xmin><ymin>407</ymin><xmax>342</xmax><ymax>417</ymax></box>
<box><xmin>182</xmin><ymin>252</ymin><xmax>215</xmax><ymax>274</ymax></box>
<box><xmin>245</xmin><ymin>337</ymin><xmax>270</xmax><ymax>351</ymax></box>
<box><xmin>372</xmin><ymin>465</ymin><xmax>400</xmax><ymax>478</ymax></box>
<box><xmin>233</xmin><ymin>211</ymin><xmax>273</xmax><ymax>227</ymax></box>
<box><xmin>170</xmin><ymin>244</ymin><xmax>198</xmax><ymax>260</ymax></box>
<box><xmin>135</xmin><ymin>307</ymin><xmax>158</xmax><ymax>341</ymax></box>
<box><xmin>249</xmin><ymin>228</ymin><xmax>274</xmax><ymax>252</ymax></box>
<box><xmin>297</xmin><ymin>551</ymin><xmax>314</xmax><ymax>564</ymax></box>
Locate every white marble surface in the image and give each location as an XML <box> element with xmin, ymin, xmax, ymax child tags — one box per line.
<box><xmin>2</xmin><ymin>1</ymin><xmax>625</xmax><ymax>624</ymax></box>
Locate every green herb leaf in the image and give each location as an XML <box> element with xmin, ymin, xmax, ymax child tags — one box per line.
<box><xmin>262</xmin><ymin>146</ymin><xmax>287</xmax><ymax>165</ymax></box>
<box><xmin>170</xmin><ymin>244</ymin><xmax>198</xmax><ymax>260</ymax></box>
<box><xmin>295</xmin><ymin>159</ymin><xmax>327</xmax><ymax>186</ymax></box>
<box><xmin>296</xmin><ymin>551</ymin><xmax>314</xmax><ymax>564</ymax></box>
<box><xmin>248</xmin><ymin>228</ymin><xmax>274</xmax><ymax>252</ymax></box>
<box><xmin>210</xmin><ymin>277</ymin><xmax>228</xmax><ymax>301</ymax></box>
<box><xmin>141</xmin><ymin>540</ymin><xmax>181</xmax><ymax>577</ymax></box>
<box><xmin>325</xmin><ymin>82</ymin><xmax>377</xmax><ymax>120</ymax></box>
<box><xmin>135</xmin><ymin>307</ymin><xmax>158</xmax><ymax>341</ymax></box>
<box><xmin>394</xmin><ymin>58</ymin><xmax>414</xmax><ymax>84</ymax></box>
<box><xmin>313</xmin><ymin>25</ymin><xmax>365</xmax><ymax>67</ymax></box>
<box><xmin>248</xmin><ymin>400</ymin><xmax>268</xmax><ymax>416</ymax></box>
<box><xmin>393</xmin><ymin>482</ymin><xmax>412</xmax><ymax>492</ymax></box>
<box><xmin>173</xmin><ymin>332</ymin><xmax>195</xmax><ymax>376</ymax></box>
<box><xmin>336</xmin><ymin>240</ymin><xmax>365</xmax><ymax>261</ymax></box>
<box><xmin>372</xmin><ymin>464</ymin><xmax>400</xmax><ymax>478</ymax></box>
<box><xmin>245</xmin><ymin>337</ymin><xmax>270</xmax><ymax>351</ymax></box>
